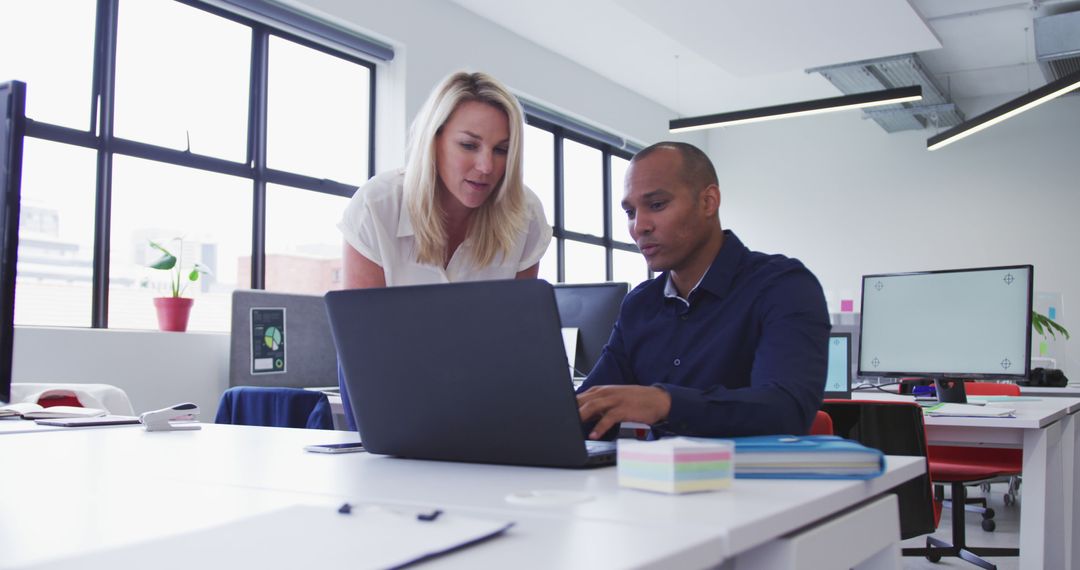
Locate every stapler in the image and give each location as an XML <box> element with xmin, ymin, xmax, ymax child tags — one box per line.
<box><xmin>140</xmin><ymin>402</ymin><xmax>202</xmax><ymax>432</ymax></box>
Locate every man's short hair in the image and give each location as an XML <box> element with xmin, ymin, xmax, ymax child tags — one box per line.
<box><xmin>632</xmin><ymin>141</ymin><xmax>718</xmax><ymax>193</ymax></box>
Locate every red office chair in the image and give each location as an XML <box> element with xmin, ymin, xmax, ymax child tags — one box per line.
<box><xmin>828</xmin><ymin>398</ymin><xmax>1016</xmax><ymax>568</ymax></box>
<box><xmin>809</xmin><ymin>410</ymin><xmax>833</xmax><ymax>435</ymax></box>
<box><xmin>928</xmin><ymin>382</ymin><xmax>1023</xmax><ymax>532</ymax></box>
<box><xmin>921</xmin><ymin>382</ymin><xmax>1021</xmax><ymax>568</ymax></box>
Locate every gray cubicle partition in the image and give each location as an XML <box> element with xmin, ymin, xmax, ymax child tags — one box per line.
<box><xmin>228</xmin><ymin>290</ymin><xmax>338</xmax><ymax>389</ymax></box>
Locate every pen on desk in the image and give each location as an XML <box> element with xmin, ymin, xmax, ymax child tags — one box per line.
<box><xmin>338</xmin><ymin>502</ymin><xmax>352</xmax><ymax>515</ymax></box>
<box><xmin>417</xmin><ymin>509</ymin><xmax>442</xmax><ymax>522</ymax></box>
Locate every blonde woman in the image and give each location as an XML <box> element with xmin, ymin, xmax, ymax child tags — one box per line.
<box><xmin>335</xmin><ymin>71</ymin><xmax>553</xmax><ymax>429</ymax></box>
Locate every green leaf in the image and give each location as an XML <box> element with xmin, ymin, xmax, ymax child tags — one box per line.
<box><xmin>1032</xmin><ymin>310</ymin><xmax>1071</xmax><ymax>341</ymax></box>
<box><xmin>187</xmin><ymin>268</ymin><xmax>200</xmax><ymax>282</ymax></box>
<box><xmin>148</xmin><ymin>252</ymin><xmax>176</xmax><ymax>270</ymax></box>
<box><xmin>147</xmin><ymin>240</ymin><xmax>177</xmax><ymax>270</ymax></box>
<box><xmin>1047</xmin><ymin>320</ymin><xmax>1071</xmax><ymax>340</ymax></box>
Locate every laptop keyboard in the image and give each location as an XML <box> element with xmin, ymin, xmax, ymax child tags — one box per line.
<box><xmin>585</xmin><ymin>440</ymin><xmax>616</xmax><ymax>455</ymax></box>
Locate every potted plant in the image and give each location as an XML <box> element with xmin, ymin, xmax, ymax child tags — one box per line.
<box><xmin>1031</xmin><ymin>310</ymin><xmax>1070</xmax><ymax>385</ymax></box>
<box><xmin>147</xmin><ymin>238</ymin><xmax>211</xmax><ymax>332</ymax></box>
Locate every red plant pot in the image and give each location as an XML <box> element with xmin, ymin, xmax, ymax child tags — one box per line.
<box><xmin>153</xmin><ymin>297</ymin><xmax>194</xmax><ymax>332</ymax></box>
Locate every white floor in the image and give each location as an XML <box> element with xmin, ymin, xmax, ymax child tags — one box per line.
<box><xmin>901</xmin><ymin>482</ymin><xmax>1020</xmax><ymax>570</ymax></box>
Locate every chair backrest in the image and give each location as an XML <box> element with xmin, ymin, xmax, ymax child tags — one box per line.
<box><xmin>214</xmin><ymin>386</ymin><xmax>333</xmax><ymax>430</ymax></box>
<box><xmin>963</xmin><ymin>381</ymin><xmax>1021</xmax><ymax>397</ymax></box>
<box><xmin>10</xmin><ymin>383</ymin><xmax>135</xmax><ymax>415</ymax></box>
<box><xmin>822</xmin><ymin>399</ymin><xmax>937</xmax><ymax>539</ymax></box>
<box><xmin>809</xmin><ymin>410</ymin><xmax>834</xmax><ymax>435</ymax></box>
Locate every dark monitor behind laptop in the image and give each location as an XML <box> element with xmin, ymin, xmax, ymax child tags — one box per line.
<box><xmin>325</xmin><ymin>280</ymin><xmax>615</xmax><ymax>468</ymax></box>
<box><xmin>229</xmin><ymin>290</ymin><xmax>337</xmax><ymax>389</ymax></box>
<box><xmin>825</xmin><ymin>332</ymin><xmax>852</xmax><ymax>399</ymax></box>
<box><xmin>0</xmin><ymin>81</ymin><xmax>26</xmax><ymax>405</ymax></box>
<box><xmin>553</xmin><ymin>282</ymin><xmax>628</xmax><ymax>376</ymax></box>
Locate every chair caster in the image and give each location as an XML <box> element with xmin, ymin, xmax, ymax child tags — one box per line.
<box><xmin>927</xmin><ymin>552</ymin><xmax>942</xmax><ymax>563</ymax></box>
<box><xmin>1004</xmin><ymin>494</ymin><xmax>1014</xmax><ymax>506</ymax></box>
<box><xmin>982</xmin><ymin>518</ymin><xmax>996</xmax><ymax>532</ymax></box>
<box><xmin>982</xmin><ymin>508</ymin><xmax>995</xmax><ymax>519</ymax></box>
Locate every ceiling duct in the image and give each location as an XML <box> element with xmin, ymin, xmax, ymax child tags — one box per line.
<box><xmin>1035</xmin><ymin>11</ymin><xmax>1080</xmax><ymax>85</ymax></box>
<box><xmin>807</xmin><ymin>54</ymin><xmax>964</xmax><ymax>133</ymax></box>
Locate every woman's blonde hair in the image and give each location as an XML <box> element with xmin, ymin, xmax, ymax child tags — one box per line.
<box><xmin>403</xmin><ymin>71</ymin><xmax>528</xmax><ymax>268</ymax></box>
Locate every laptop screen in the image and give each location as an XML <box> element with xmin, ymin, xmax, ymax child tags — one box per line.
<box><xmin>825</xmin><ymin>333</ymin><xmax>852</xmax><ymax>399</ymax></box>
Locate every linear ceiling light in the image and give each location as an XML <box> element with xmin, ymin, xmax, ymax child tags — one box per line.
<box><xmin>927</xmin><ymin>69</ymin><xmax>1080</xmax><ymax>151</ymax></box>
<box><xmin>669</xmin><ymin>86</ymin><xmax>922</xmax><ymax>133</ymax></box>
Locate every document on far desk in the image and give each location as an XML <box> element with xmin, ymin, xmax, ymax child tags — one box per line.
<box><xmin>923</xmin><ymin>403</ymin><xmax>1016</xmax><ymax>418</ymax></box>
<box><xmin>20</xmin><ymin>504</ymin><xmax>513</xmax><ymax>570</ymax></box>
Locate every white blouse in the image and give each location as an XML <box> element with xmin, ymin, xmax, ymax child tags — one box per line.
<box><xmin>338</xmin><ymin>170</ymin><xmax>552</xmax><ymax>286</ymax></box>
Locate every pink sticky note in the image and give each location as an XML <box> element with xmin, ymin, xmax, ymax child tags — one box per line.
<box><xmin>841</xmin><ymin>299</ymin><xmax>854</xmax><ymax>312</ymax></box>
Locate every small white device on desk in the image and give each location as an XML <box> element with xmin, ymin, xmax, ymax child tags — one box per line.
<box><xmin>140</xmin><ymin>403</ymin><xmax>201</xmax><ymax>431</ymax></box>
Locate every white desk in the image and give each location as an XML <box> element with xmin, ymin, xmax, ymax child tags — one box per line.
<box><xmin>856</xmin><ymin>392</ymin><xmax>1080</xmax><ymax>569</ymax></box>
<box><xmin>0</xmin><ymin>424</ymin><xmax>923</xmax><ymax>569</ymax></box>
<box><xmin>1019</xmin><ymin>384</ymin><xmax>1080</xmax><ymax>397</ymax></box>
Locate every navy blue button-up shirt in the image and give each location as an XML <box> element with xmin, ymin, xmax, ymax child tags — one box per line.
<box><xmin>580</xmin><ymin>230</ymin><xmax>830</xmax><ymax>437</ymax></box>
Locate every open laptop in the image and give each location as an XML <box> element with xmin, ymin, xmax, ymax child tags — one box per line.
<box><xmin>324</xmin><ymin>279</ymin><xmax>616</xmax><ymax>468</ymax></box>
<box><xmin>825</xmin><ymin>332</ymin><xmax>853</xmax><ymax>399</ymax></box>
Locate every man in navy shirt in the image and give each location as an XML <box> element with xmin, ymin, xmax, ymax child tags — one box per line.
<box><xmin>577</xmin><ymin>142</ymin><xmax>829</xmax><ymax>439</ymax></box>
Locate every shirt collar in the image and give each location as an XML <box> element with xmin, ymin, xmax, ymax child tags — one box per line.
<box><xmin>699</xmin><ymin>229</ymin><xmax>746</xmax><ymax>298</ymax></box>
<box><xmin>661</xmin><ymin>229</ymin><xmax>746</xmax><ymax>302</ymax></box>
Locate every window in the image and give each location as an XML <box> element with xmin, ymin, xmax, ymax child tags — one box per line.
<box><xmin>3</xmin><ymin>0</ymin><xmax>381</xmax><ymax>331</ymax></box>
<box><xmin>522</xmin><ymin>116</ymin><xmax>648</xmax><ymax>287</ymax></box>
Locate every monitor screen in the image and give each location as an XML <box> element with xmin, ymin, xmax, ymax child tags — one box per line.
<box><xmin>0</xmin><ymin>80</ymin><xmax>26</xmax><ymax>405</ymax></box>
<box><xmin>859</xmin><ymin>265</ymin><xmax>1032</xmax><ymax>379</ymax></box>
<box><xmin>553</xmin><ymin>282</ymin><xmax>628</xmax><ymax>376</ymax></box>
<box><xmin>825</xmin><ymin>332</ymin><xmax>852</xmax><ymax>398</ymax></box>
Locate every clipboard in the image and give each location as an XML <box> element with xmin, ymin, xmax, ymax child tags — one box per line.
<box><xmin>22</xmin><ymin>504</ymin><xmax>514</xmax><ymax>569</ymax></box>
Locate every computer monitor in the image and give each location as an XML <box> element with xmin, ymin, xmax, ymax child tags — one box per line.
<box><xmin>859</xmin><ymin>265</ymin><xmax>1033</xmax><ymax>388</ymax></box>
<box><xmin>0</xmin><ymin>80</ymin><xmax>26</xmax><ymax>405</ymax></box>
<box><xmin>824</xmin><ymin>332</ymin><xmax>852</xmax><ymax>399</ymax></box>
<box><xmin>553</xmin><ymin>282</ymin><xmax>628</xmax><ymax>376</ymax></box>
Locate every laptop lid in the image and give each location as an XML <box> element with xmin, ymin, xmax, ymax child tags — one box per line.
<box><xmin>324</xmin><ymin>280</ymin><xmax>613</xmax><ymax>468</ymax></box>
<box><xmin>825</xmin><ymin>332</ymin><xmax>853</xmax><ymax>399</ymax></box>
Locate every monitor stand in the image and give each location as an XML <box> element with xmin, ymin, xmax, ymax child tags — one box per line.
<box><xmin>934</xmin><ymin>378</ymin><xmax>968</xmax><ymax>403</ymax></box>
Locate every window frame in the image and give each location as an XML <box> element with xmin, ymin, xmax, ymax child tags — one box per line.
<box><xmin>524</xmin><ymin>114</ymin><xmax>646</xmax><ymax>284</ymax></box>
<box><xmin>19</xmin><ymin>0</ymin><xmax>377</xmax><ymax>328</ymax></box>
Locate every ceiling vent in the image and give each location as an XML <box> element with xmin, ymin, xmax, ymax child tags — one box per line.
<box><xmin>1035</xmin><ymin>11</ymin><xmax>1080</xmax><ymax>83</ymax></box>
<box><xmin>807</xmin><ymin>54</ymin><xmax>964</xmax><ymax>133</ymax></box>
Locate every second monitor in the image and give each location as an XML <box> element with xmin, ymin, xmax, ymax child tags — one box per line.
<box><xmin>553</xmin><ymin>282</ymin><xmax>629</xmax><ymax>377</ymax></box>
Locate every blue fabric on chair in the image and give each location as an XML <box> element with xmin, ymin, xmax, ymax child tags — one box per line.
<box><xmin>214</xmin><ymin>386</ymin><xmax>334</xmax><ymax>430</ymax></box>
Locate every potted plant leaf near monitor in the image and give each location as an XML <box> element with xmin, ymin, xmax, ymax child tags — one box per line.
<box><xmin>147</xmin><ymin>238</ymin><xmax>211</xmax><ymax>332</ymax></box>
<box><xmin>1030</xmin><ymin>310</ymin><xmax>1071</xmax><ymax>386</ymax></box>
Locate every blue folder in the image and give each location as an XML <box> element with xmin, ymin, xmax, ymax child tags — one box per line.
<box><xmin>729</xmin><ymin>435</ymin><xmax>885</xmax><ymax>480</ymax></box>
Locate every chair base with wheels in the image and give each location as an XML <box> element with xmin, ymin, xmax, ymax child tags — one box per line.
<box><xmin>902</xmin><ymin>480</ymin><xmax>1018</xmax><ymax>569</ymax></box>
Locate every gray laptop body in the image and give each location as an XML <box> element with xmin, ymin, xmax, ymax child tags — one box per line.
<box><xmin>324</xmin><ymin>279</ymin><xmax>615</xmax><ymax>468</ymax></box>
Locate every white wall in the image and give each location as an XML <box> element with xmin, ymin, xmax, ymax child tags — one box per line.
<box><xmin>708</xmin><ymin>96</ymin><xmax>1080</xmax><ymax>377</ymax></box>
<box><xmin>11</xmin><ymin>0</ymin><xmax>698</xmax><ymax>411</ymax></box>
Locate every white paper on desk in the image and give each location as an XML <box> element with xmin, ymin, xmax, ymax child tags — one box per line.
<box><xmin>20</xmin><ymin>504</ymin><xmax>514</xmax><ymax>570</ymax></box>
<box><xmin>562</xmin><ymin>327</ymin><xmax>580</xmax><ymax>377</ymax></box>
<box><xmin>924</xmin><ymin>403</ymin><xmax>1016</xmax><ymax>418</ymax></box>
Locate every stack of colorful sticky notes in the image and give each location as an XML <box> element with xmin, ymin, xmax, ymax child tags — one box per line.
<box><xmin>617</xmin><ymin>437</ymin><xmax>734</xmax><ymax>494</ymax></box>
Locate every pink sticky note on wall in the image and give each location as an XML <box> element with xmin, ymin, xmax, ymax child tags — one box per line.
<box><xmin>840</xmin><ymin>299</ymin><xmax>854</xmax><ymax>312</ymax></box>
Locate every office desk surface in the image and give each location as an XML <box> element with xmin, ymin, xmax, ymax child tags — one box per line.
<box><xmin>1020</xmin><ymin>384</ymin><xmax>1080</xmax><ymax>398</ymax></box>
<box><xmin>0</xmin><ymin>424</ymin><xmax>923</xmax><ymax>569</ymax></box>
